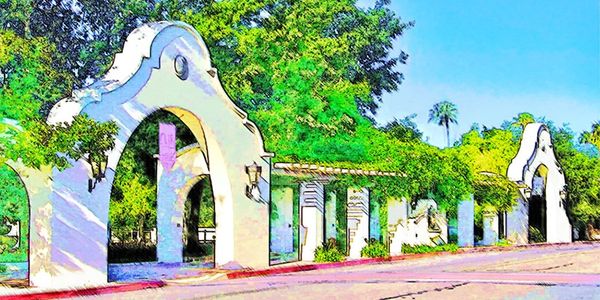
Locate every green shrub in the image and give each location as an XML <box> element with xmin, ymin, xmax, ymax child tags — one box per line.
<box><xmin>360</xmin><ymin>239</ymin><xmax>389</xmax><ymax>258</ymax></box>
<box><xmin>0</xmin><ymin>264</ymin><xmax>7</xmax><ymax>273</ymax></box>
<box><xmin>495</xmin><ymin>239</ymin><xmax>511</xmax><ymax>247</ymax></box>
<box><xmin>314</xmin><ymin>238</ymin><xmax>345</xmax><ymax>262</ymax></box>
<box><xmin>529</xmin><ymin>226</ymin><xmax>545</xmax><ymax>243</ymax></box>
<box><xmin>401</xmin><ymin>243</ymin><xmax>459</xmax><ymax>254</ymax></box>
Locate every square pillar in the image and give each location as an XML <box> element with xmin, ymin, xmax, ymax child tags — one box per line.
<box><xmin>482</xmin><ymin>213</ymin><xmax>499</xmax><ymax>246</ymax></box>
<box><xmin>300</xmin><ymin>181</ymin><xmax>325</xmax><ymax>261</ymax></box>
<box><xmin>506</xmin><ymin>197</ymin><xmax>529</xmax><ymax>245</ymax></box>
<box><xmin>457</xmin><ymin>195</ymin><xmax>474</xmax><ymax>247</ymax></box>
<box><xmin>387</xmin><ymin>197</ymin><xmax>407</xmax><ymax>255</ymax></box>
<box><xmin>156</xmin><ymin>163</ymin><xmax>184</xmax><ymax>263</ymax></box>
<box><xmin>347</xmin><ymin>188</ymin><xmax>369</xmax><ymax>259</ymax></box>
<box><xmin>325</xmin><ymin>191</ymin><xmax>337</xmax><ymax>241</ymax></box>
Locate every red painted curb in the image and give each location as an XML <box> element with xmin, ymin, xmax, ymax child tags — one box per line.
<box><xmin>0</xmin><ymin>281</ymin><xmax>165</xmax><ymax>300</ymax></box>
<box><xmin>226</xmin><ymin>241</ymin><xmax>600</xmax><ymax>280</ymax></box>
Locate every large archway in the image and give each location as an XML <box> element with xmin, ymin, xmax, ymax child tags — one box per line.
<box><xmin>506</xmin><ymin>123</ymin><xmax>571</xmax><ymax>244</ymax></box>
<box><xmin>24</xmin><ymin>21</ymin><xmax>273</xmax><ymax>288</ymax></box>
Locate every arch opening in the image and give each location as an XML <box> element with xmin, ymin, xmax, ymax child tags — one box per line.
<box><xmin>0</xmin><ymin>164</ymin><xmax>30</xmax><ymax>286</ymax></box>
<box><xmin>528</xmin><ymin>164</ymin><xmax>548</xmax><ymax>243</ymax></box>
<box><xmin>107</xmin><ymin>108</ymin><xmax>200</xmax><ymax>281</ymax></box>
<box><xmin>183</xmin><ymin>176</ymin><xmax>216</xmax><ymax>267</ymax></box>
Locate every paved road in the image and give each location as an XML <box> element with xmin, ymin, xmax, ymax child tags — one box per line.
<box><xmin>83</xmin><ymin>243</ymin><xmax>600</xmax><ymax>299</ymax></box>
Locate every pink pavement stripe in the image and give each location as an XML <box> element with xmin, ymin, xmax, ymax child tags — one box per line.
<box><xmin>0</xmin><ymin>281</ymin><xmax>165</xmax><ymax>300</ymax></box>
<box><xmin>232</xmin><ymin>271</ymin><xmax>600</xmax><ymax>286</ymax></box>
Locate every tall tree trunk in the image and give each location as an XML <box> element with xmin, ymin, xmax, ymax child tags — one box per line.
<box><xmin>445</xmin><ymin>121</ymin><xmax>450</xmax><ymax>147</ymax></box>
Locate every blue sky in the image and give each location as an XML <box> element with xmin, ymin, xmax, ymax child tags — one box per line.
<box><xmin>359</xmin><ymin>1</ymin><xmax>600</xmax><ymax>147</ymax></box>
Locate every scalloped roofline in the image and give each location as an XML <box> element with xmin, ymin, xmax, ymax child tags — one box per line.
<box><xmin>506</xmin><ymin>122</ymin><xmax>547</xmax><ymax>183</ymax></box>
<box><xmin>46</xmin><ymin>21</ymin><xmax>273</xmax><ymax>158</ymax></box>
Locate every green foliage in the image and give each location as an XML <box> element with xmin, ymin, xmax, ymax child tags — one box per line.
<box><xmin>401</xmin><ymin>243</ymin><xmax>459</xmax><ymax>254</ymax></box>
<box><xmin>529</xmin><ymin>226</ymin><xmax>544</xmax><ymax>243</ymax></box>
<box><xmin>581</xmin><ymin>122</ymin><xmax>600</xmax><ymax>150</ymax></box>
<box><xmin>551</xmin><ymin>124</ymin><xmax>600</xmax><ymax>228</ymax></box>
<box><xmin>314</xmin><ymin>238</ymin><xmax>345</xmax><ymax>263</ymax></box>
<box><xmin>495</xmin><ymin>239</ymin><xmax>511</xmax><ymax>247</ymax></box>
<box><xmin>0</xmin><ymin>164</ymin><xmax>28</xmax><ymax>262</ymax></box>
<box><xmin>455</xmin><ymin>126</ymin><xmax>520</xmax><ymax>213</ymax></box>
<box><xmin>360</xmin><ymin>239</ymin><xmax>388</xmax><ymax>258</ymax></box>
<box><xmin>381</xmin><ymin>114</ymin><xmax>423</xmax><ymax>142</ymax></box>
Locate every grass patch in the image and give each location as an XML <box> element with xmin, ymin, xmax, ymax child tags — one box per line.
<box><xmin>361</xmin><ymin>240</ymin><xmax>389</xmax><ymax>258</ymax></box>
<box><xmin>401</xmin><ymin>243</ymin><xmax>459</xmax><ymax>254</ymax></box>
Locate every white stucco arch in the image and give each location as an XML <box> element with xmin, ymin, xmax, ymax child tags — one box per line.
<box><xmin>506</xmin><ymin>123</ymin><xmax>571</xmax><ymax>243</ymax></box>
<box><xmin>22</xmin><ymin>21</ymin><xmax>272</xmax><ymax>288</ymax></box>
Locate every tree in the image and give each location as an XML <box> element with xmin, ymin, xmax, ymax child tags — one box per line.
<box><xmin>428</xmin><ymin>100</ymin><xmax>458</xmax><ymax>147</ymax></box>
<box><xmin>0</xmin><ymin>165</ymin><xmax>28</xmax><ymax>261</ymax></box>
<box><xmin>380</xmin><ymin>114</ymin><xmax>423</xmax><ymax>142</ymax></box>
<box><xmin>60</xmin><ymin>114</ymin><xmax>119</xmax><ymax>191</ymax></box>
<box><xmin>581</xmin><ymin>122</ymin><xmax>600</xmax><ymax>150</ymax></box>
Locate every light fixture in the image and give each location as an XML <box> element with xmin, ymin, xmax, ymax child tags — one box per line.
<box><xmin>245</xmin><ymin>162</ymin><xmax>262</xmax><ymax>200</ymax></box>
<box><xmin>559</xmin><ymin>189</ymin><xmax>567</xmax><ymax>200</ymax></box>
<box><xmin>523</xmin><ymin>188</ymin><xmax>532</xmax><ymax>199</ymax></box>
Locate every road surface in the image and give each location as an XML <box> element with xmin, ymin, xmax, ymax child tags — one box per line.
<box><xmin>82</xmin><ymin>243</ymin><xmax>600</xmax><ymax>299</ymax></box>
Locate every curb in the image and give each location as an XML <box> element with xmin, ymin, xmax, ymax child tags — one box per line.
<box><xmin>0</xmin><ymin>281</ymin><xmax>165</xmax><ymax>300</ymax></box>
<box><xmin>227</xmin><ymin>241</ymin><xmax>600</xmax><ymax>280</ymax></box>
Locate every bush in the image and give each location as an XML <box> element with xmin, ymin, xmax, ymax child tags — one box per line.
<box><xmin>495</xmin><ymin>239</ymin><xmax>511</xmax><ymax>247</ymax></box>
<box><xmin>314</xmin><ymin>238</ymin><xmax>345</xmax><ymax>262</ymax></box>
<box><xmin>401</xmin><ymin>243</ymin><xmax>459</xmax><ymax>254</ymax></box>
<box><xmin>360</xmin><ymin>238</ymin><xmax>389</xmax><ymax>258</ymax></box>
<box><xmin>0</xmin><ymin>264</ymin><xmax>6</xmax><ymax>273</ymax></box>
<box><xmin>529</xmin><ymin>226</ymin><xmax>545</xmax><ymax>243</ymax></box>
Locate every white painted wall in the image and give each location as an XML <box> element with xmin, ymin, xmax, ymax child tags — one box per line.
<box><xmin>300</xmin><ymin>182</ymin><xmax>324</xmax><ymax>261</ymax></box>
<box><xmin>347</xmin><ymin>188</ymin><xmax>369</xmax><ymax>259</ymax></box>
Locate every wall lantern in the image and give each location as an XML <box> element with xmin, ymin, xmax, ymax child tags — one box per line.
<box><xmin>245</xmin><ymin>162</ymin><xmax>262</xmax><ymax>200</ymax></box>
<box><xmin>523</xmin><ymin>187</ymin><xmax>532</xmax><ymax>199</ymax></box>
<box><xmin>88</xmin><ymin>155</ymin><xmax>108</xmax><ymax>193</ymax></box>
<box><xmin>559</xmin><ymin>189</ymin><xmax>567</xmax><ymax>200</ymax></box>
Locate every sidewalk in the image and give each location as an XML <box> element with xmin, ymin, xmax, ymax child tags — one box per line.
<box><xmin>2</xmin><ymin>241</ymin><xmax>598</xmax><ymax>299</ymax></box>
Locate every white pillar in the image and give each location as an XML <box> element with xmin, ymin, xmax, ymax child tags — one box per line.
<box><xmin>482</xmin><ymin>213</ymin><xmax>499</xmax><ymax>246</ymax></box>
<box><xmin>300</xmin><ymin>181</ymin><xmax>325</xmax><ymax>261</ymax></box>
<box><xmin>387</xmin><ymin>197</ymin><xmax>407</xmax><ymax>256</ymax></box>
<box><xmin>156</xmin><ymin>162</ymin><xmax>185</xmax><ymax>263</ymax></box>
<box><xmin>325</xmin><ymin>191</ymin><xmax>337</xmax><ymax>240</ymax></box>
<box><xmin>457</xmin><ymin>195</ymin><xmax>474</xmax><ymax>247</ymax></box>
<box><xmin>347</xmin><ymin>188</ymin><xmax>369</xmax><ymax>259</ymax></box>
<box><xmin>506</xmin><ymin>196</ymin><xmax>529</xmax><ymax>245</ymax></box>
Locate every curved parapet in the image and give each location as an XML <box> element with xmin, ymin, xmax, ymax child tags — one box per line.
<box><xmin>506</xmin><ymin>123</ymin><xmax>571</xmax><ymax>243</ymax></box>
<box><xmin>47</xmin><ymin>21</ymin><xmax>272</xmax><ymax>159</ymax></box>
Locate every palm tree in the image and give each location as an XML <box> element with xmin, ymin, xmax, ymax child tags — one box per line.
<box><xmin>428</xmin><ymin>100</ymin><xmax>458</xmax><ymax>147</ymax></box>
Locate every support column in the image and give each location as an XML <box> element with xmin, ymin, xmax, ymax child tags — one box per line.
<box><xmin>457</xmin><ymin>195</ymin><xmax>474</xmax><ymax>247</ymax></box>
<box><xmin>156</xmin><ymin>162</ymin><xmax>184</xmax><ymax>263</ymax></box>
<box><xmin>347</xmin><ymin>188</ymin><xmax>369</xmax><ymax>259</ymax></box>
<box><xmin>369</xmin><ymin>200</ymin><xmax>381</xmax><ymax>241</ymax></box>
<box><xmin>506</xmin><ymin>196</ymin><xmax>529</xmax><ymax>245</ymax></box>
<box><xmin>325</xmin><ymin>191</ymin><xmax>337</xmax><ymax>241</ymax></box>
<box><xmin>482</xmin><ymin>213</ymin><xmax>499</xmax><ymax>245</ymax></box>
<box><xmin>300</xmin><ymin>181</ymin><xmax>325</xmax><ymax>261</ymax></box>
<box><xmin>387</xmin><ymin>197</ymin><xmax>407</xmax><ymax>255</ymax></box>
